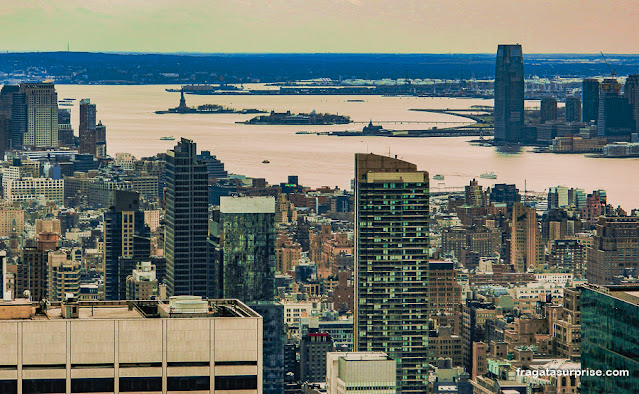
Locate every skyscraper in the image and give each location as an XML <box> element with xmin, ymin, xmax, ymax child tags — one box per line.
<box><xmin>565</xmin><ymin>96</ymin><xmax>582</xmax><ymax>122</ymax></box>
<box><xmin>79</xmin><ymin>98</ymin><xmax>96</xmax><ymax>155</ymax></box>
<box><xmin>581</xmin><ymin>285</ymin><xmax>639</xmax><ymax>393</ymax></box>
<box><xmin>20</xmin><ymin>82</ymin><xmax>58</xmax><ymax>148</ymax></box>
<box><xmin>540</xmin><ymin>96</ymin><xmax>558</xmax><ymax>124</ymax></box>
<box><xmin>598</xmin><ymin>78</ymin><xmax>635</xmax><ymax>140</ymax></box>
<box><xmin>582</xmin><ymin>78</ymin><xmax>600</xmax><ymax>124</ymax></box>
<box><xmin>494</xmin><ymin>44</ymin><xmax>524</xmax><ymax>143</ymax></box>
<box><xmin>354</xmin><ymin>153</ymin><xmax>429</xmax><ymax>393</ymax></box>
<box><xmin>57</xmin><ymin>108</ymin><xmax>74</xmax><ymax>146</ymax></box>
<box><xmin>165</xmin><ymin>138</ymin><xmax>209</xmax><ymax>297</ymax></box>
<box><xmin>213</xmin><ymin>196</ymin><xmax>276</xmax><ymax>301</ymax></box>
<box><xmin>103</xmin><ymin>190</ymin><xmax>151</xmax><ymax>300</ymax></box>
<box><xmin>624</xmin><ymin>74</ymin><xmax>639</xmax><ymax>132</ymax></box>
<box><xmin>510</xmin><ymin>202</ymin><xmax>544</xmax><ymax>272</ymax></box>
<box><xmin>587</xmin><ymin>216</ymin><xmax>639</xmax><ymax>285</ymax></box>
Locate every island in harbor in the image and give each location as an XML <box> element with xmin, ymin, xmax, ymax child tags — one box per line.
<box><xmin>238</xmin><ymin>110</ymin><xmax>351</xmax><ymax>125</ymax></box>
<box><xmin>155</xmin><ymin>91</ymin><xmax>265</xmax><ymax>114</ymax></box>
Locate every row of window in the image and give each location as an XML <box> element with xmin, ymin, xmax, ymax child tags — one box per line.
<box><xmin>0</xmin><ymin>375</ymin><xmax>257</xmax><ymax>393</ymax></box>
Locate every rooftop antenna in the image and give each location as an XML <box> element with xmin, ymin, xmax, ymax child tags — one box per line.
<box><xmin>600</xmin><ymin>51</ymin><xmax>616</xmax><ymax>77</ymax></box>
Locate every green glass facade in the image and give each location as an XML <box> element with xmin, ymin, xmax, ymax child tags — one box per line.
<box><xmin>581</xmin><ymin>286</ymin><xmax>639</xmax><ymax>393</ymax></box>
<box><xmin>354</xmin><ymin>153</ymin><xmax>429</xmax><ymax>394</ymax></box>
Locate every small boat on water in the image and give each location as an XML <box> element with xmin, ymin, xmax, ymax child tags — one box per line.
<box><xmin>262</xmin><ymin>160</ymin><xmax>270</xmax><ymax>164</ymax></box>
<box><xmin>160</xmin><ymin>136</ymin><xmax>175</xmax><ymax>141</ymax></box>
<box><xmin>480</xmin><ymin>172</ymin><xmax>497</xmax><ymax>179</ymax></box>
<box><xmin>433</xmin><ymin>174</ymin><xmax>444</xmax><ymax>180</ymax></box>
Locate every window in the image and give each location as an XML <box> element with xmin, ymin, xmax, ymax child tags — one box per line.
<box><xmin>119</xmin><ymin>377</ymin><xmax>162</xmax><ymax>392</ymax></box>
<box><xmin>167</xmin><ymin>376</ymin><xmax>210</xmax><ymax>391</ymax></box>
<box><xmin>23</xmin><ymin>379</ymin><xmax>65</xmax><ymax>394</ymax></box>
<box><xmin>215</xmin><ymin>375</ymin><xmax>258</xmax><ymax>390</ymax></box>
<box><xmin>71</xmin><ymin>378</ymin><xmax>114</xmax><ymax>393</ymax></box>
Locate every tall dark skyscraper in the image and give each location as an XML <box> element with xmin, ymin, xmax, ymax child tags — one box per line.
<box><xmin>624</xmin><ymin>74</ymin><xmax>639</xmax><ymax>132</ymax></box>
<box><xmin>598</xmin><ymin>78</ymin><xmax>635</xmax><ymax>140</ymax></box>
<box><xmin>582</xmin><ymin>78</ymin><xmax>600</xmax><ymax>124</ymax></box>
<box><xmin>354</xmin><ymin>153</ymin><xmax>429</xmax><ymax>394</ymax></box>
<box><xmin>565</xmin><ymin>96</ymin><xmax>582</xmax><ymax>122</ymax></box>
<box><xmin>212</xmin><ymin>196</ymin><xmax>276</xmax><ymax>301</ymax></box>
<box><xmin>165</xmin><ymin>138</ymin><xmax>209</xmax><ymax>297</ymax></box>
<box><xmin>79</xmin><ymin>98</ymin><xmax>97</xmax><ymax>155</ymax></box>
<box><xmin>103</xmin><ymin>191</ymin><xmax>150</xmax><ymax>300</ymax></box>
<box><xmin>0</xmin><ymin>85</ymin><xmax>26</xmax><ymax>151</ymax></box>
<box><xmin>494</xmin><ymin>44</ymin><xmax>524</xmax><ymax>143</ymax></box>
<box><xmin>540</xmin><ymin>96</ymin><xmax>558</xmax><ymax>124</ymax></box>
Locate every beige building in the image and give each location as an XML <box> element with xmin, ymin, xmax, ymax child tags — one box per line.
<box><xmin>36</xmin><ymin>218</ymin><xmax>62</xmax><ymax>235</ymax></box>
<box><xmin>145</xmin><ymin>210</ymin><xmax>162</xmax><ymax>232</ymax></box>
<box><xmin>21</xmin><ymin>82</ymin><xmax>59</xmax><ymax>148</ymax></box>
<box><xmin>0</xmin><ymin>207</ymin><xmax>24</xmax><ymax>237</ymax></box>
<box><xmin>0</xmin><ymin>296</ymin><xmax>262</xmax><ymax>393</ymax></box>
<box><xmin>4</xmin><ymin>177</ymin><xmax>65</xmax><ymax>205</ymax></box>
<box><xmin>126</xmin><ymin>261</ymin><xmax>159</xmax><ymax>300</ymax></box>
<box><xmin>47</xmin><ymin>250</ymin><xmax>81</xmax><ymax>302</ymax></box>
<box><xmin>326</xmin><ymin>352</ymin><xmax>396</xmax><ymax>394</ymax></box>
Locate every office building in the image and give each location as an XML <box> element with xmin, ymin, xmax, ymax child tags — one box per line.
<box><xmin>587</xmin><ymin>216</ymin><xmax>639</xmax><ymax>285</ymax></box>
<box><xmin>16</xmin><ymin>232</ymin><xmax>59</xmax><ymax>302</ymax></box>
<box><xmin>213</xmin><ymin>196</ymin><xmax>276</xmax><ymax>302</ymax></box>
<box><xmin>126</xmin><ymin>261</ymin><xmax>159</xmax><ymax>300</ymax></box>
<box><xmin>165</xmin><ymin>138</ymin><xmax>209</xmax><ymax>297</ymax></box>
<box><xmin>428</xmin><ymin>261</ymin><xmax>462</xmax><ymax>316</ymax></box>
<box><xmin>581</xmin><ymin>285</ymin><xmax>639</xmax><ymax>393</ymax></box>
<box><xmin>464</xmin><ymin>179</ymin><xmax>484</xmax><ymax>207</ymax></box>
<box><xmin>598</xmin><ymin>78</ymin><xmax>635</xmax><ymax>141</ymax></box>
<box><xmin>326</xmin><ymin>352</ymin><xmax>396</xmax><ymax>394</ymax></box>
<box><xmin>197</xmin><ymin>150</ymin><xmax>228</xmax><ymax>180</ymax></box>
<box><xmin>354</xmin><ymin>153</ymin><xmax>429</xmax><ymax>393</ymax></box>
<box><xmin>0</xmin><ymin>85</ymin><xmax>23</xmax><ymax>154</ymax></box>
<box><xmin>103</xmin><ymin>191</ymin><xmax>151</xmax><ymax>300</ymax></box>
<box><xmin>57</xmin><ymin>107</ymin><xmax>73</xmax><ymax>146</ymax></box>
<box><xmin>540</xmin><ymin>96</ymin><xmax>558</xmax><ymax>124</ymax></box>
<box><xmin>4</xmin><ymin>177</ymin><xmax>64</xmax><ymax>205</ymax></box>
<box><xmin>0</xmin><ymin>207</ymin><xmax>24</xmax><ymax>237</ymax></box>
<box><xmin>488</xmin><ymin>183</ymin><xmax>520</xmax><ymax>207</ymax></box>
<box><xmin>247</xmin><ymin>301</ymin><xmax>285</xmax><ymax>394</ymax></box>
<box><xmin>47</xmin><ymin>250</ymin><xmax>81</xmax><ymax>302</ymax></box>
<box><xmin>565</xmin><ymin>96</ymin><xmax>582</xmax><ymax>122</ymax></box>
<box><xmin>20</xmin><ymin>82</ymin><xmax>58</xmax><ymax>148</ymax></box>
<box><xmin>79</xmin><ymin>98</ymin><xmax>96</xmax><ymax>155</ymax></box>
<box><xmin>582</xmin><ymin>78</ymin><xmax>600</xmax><ymax>124</ymax></box>
<box><xmin>510</xmin><ymin>202</ymin><xmax>544</xmax><ymax>272</ymax></box>
<box><xmin>624</xmin><ymin>74</ymin><xmax>639</xmax><ymax>132</ymax></box>
<box><xmin>494</xmin><ymin>44</ymin><xmax>525</xmax><ymax>143</ymax></box>
<box><xmin>0</xmin><ymin>297</ymin><xmax>263</xmax><ymax>393</ymax></box>
<box><xmin>300</xmin><ymin>331</ymin><xmax>333</xmax><ymax>383</ymax></box>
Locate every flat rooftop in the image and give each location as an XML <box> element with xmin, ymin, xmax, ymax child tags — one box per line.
<box><xmin>0</xmin><ymin>298</ymin><xmax>260</xmax><ymax>321</ymax></box>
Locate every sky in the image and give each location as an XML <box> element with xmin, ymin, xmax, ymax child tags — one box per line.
<box><xmin>1</xmin><ymin>0</ymin><xmax>638</xmax><ymax>54</ymax></box>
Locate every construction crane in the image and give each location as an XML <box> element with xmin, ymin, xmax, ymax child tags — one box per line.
<box><xmin>600</xmin><ymin>51</ymin><xmax>617</xmax><ymax>77</ymax></box>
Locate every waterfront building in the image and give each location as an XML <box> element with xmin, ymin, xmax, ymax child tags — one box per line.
<box><xmin>20</xmin><ymin>82</ymin><xmax>58</xmax><ymax>148</ymax></box>
<box><xmin>598</xmin><ymin>78</ymin><xmax>635</xmax><ymax>141</ymax></box>
<box><xmin>79</xmin><ymin>98</ymin><xmax>96</xmax><ymax>155</ymax></box>
<box><xmin>488</xmin><ymin>183</ymin><xmax>520</xmax><ymax>207</ymax></box>
<box><xmin>103</xmin><ymin>191</ymin><xmax>151</xmax><ymax>300</ymax></box>
<box><xmin>197</xmin><ymin>150</ymin><xmax>228</xmax><ymax>180</ymax></box>
<box><xmin>582</xmin><ymin>78</ymin><xmax>600</xmax><ymax>124</ymax></box>
<box><xmin>57</xmin><ymin>108</ymin><xmax>74</xmax><ymax>146</ymax></box>
<box><xmin>326</xmin><ymin>352</ymin><xmax>396</xmax><ymax>394</ymax></box>
<box><xmin>510</xmin><ymin>202</ymin><xmax>544</xmax><ymax>272</ymax></box>
<box><xmin>165</xmin><ymin>138</ymin><xmax>209</xmax><ymax>297</ymax></box>
<box><xmin>354</xmin><ymin>153</ymin><xmax>429</xmax><ymax>393</ymax></box>
<box><xmin>587</xmin><ymin>216</ymin><xmax>639</xmax><ymax>285</ymax></box>
<box><xmin>540</xmin><ymin>96</ymin><xmax>558</xmax><ymax>124</ymax></box>
<box><xmin>0</xmin><ymin>297</ymin><xmax>263</xmax><ymax>393</ymax></box>
<box><xmin>494</xmin><ymin>44</ymin><xmax>524</xmax><ymax>143</ymax></box>
<box><xmin>581</xmin><ymin>285</ymin><xmax>639</xmax><ymax>393</ymax></box>
<box><xmin>565</xmin><ymin>96</ymin><xmax>582</xmax><ymax>122</ymax></box>
<box><xmin>212</xmin><ymin>196</ymin><xmax>276</xmax><ymax>301</ymax></box>
<box><xmin>624</xmin><ymin>74</ymin><xmax>639</xmax><ymax>132</ymax></box>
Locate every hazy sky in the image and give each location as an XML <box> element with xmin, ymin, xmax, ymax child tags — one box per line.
<box><xmin>2</xmin><ymin>0</ymin><xmax>638</xmax><ymax>53</ymax></box>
